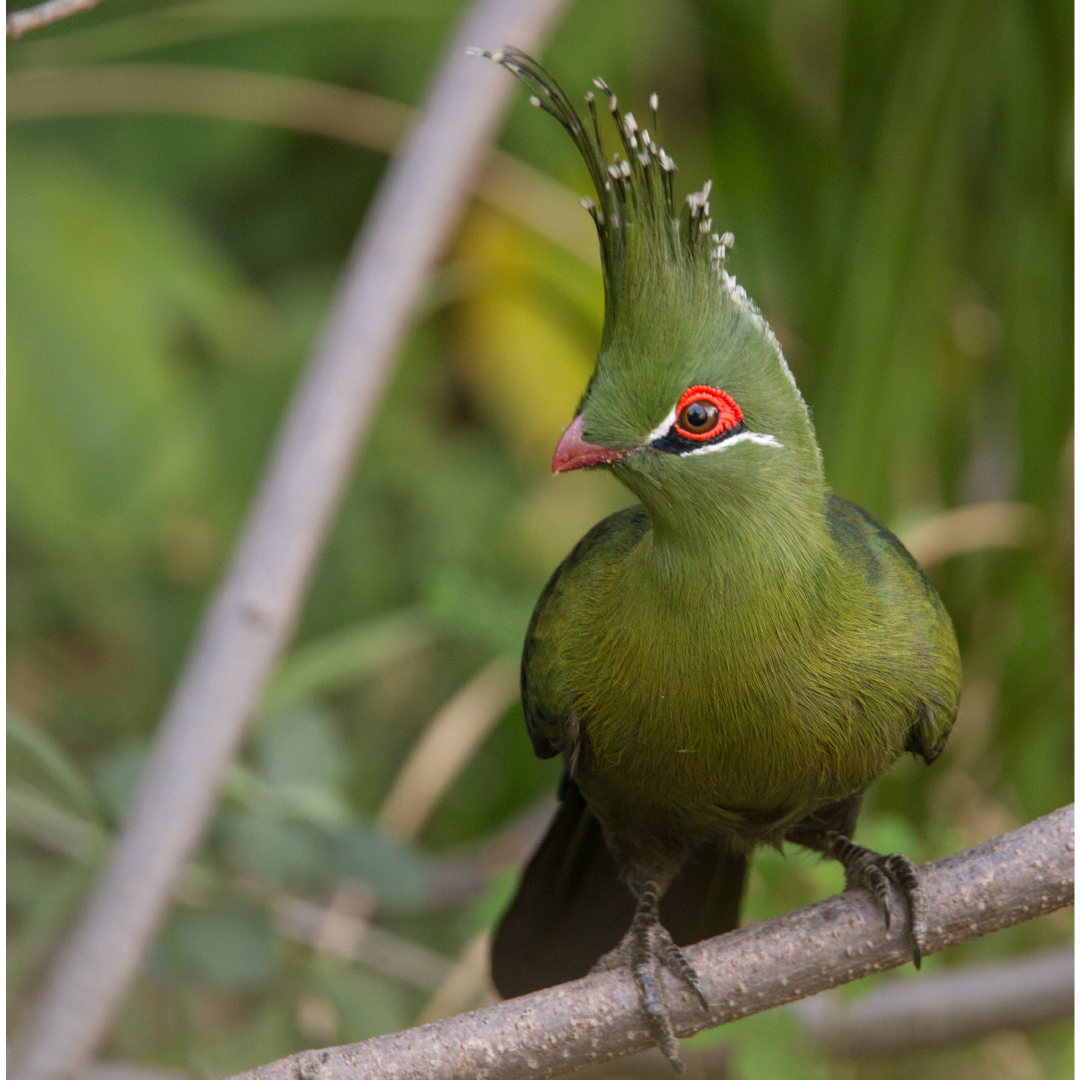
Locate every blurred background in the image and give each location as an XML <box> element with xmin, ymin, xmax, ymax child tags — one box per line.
<box><xmin>6</xmin><ymin>1</ymin><xmax>1073</xmax><ymax>1078</ymax></box>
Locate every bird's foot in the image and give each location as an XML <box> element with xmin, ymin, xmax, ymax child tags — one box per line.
<box><xmin>590</xmin><ymin>890</ymin><xmax>707</xmax><ymax>1072</ymax></box>
<box><xmin>824</xmin><ymin>832</ymin><xmax>926</xmax><ymax>968</ymax></box>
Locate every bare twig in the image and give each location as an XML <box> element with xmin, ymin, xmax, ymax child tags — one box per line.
<box><xmin>7</xmin><ymin>0</ymin><xmax>106</xmax><ymax>40</ymax></box>
<box><xmin>378</xmin><ymin>657</ymin><xmax>520</xmax><ymax>841</ymax></box>
<box><xmin>8</xmin><ymin>0</ymin><xmax>456</xmax><ymax>67</ymax></box>
<box><xmin>421</xmin><ymin>796</ymin><xmax>555</xmax><ymax>910</ymax></box>
<box><xmin>794</xmin><ymin>944</ymin><xmax>1073</xmax><ymax>1056</ymax></box>
<box><xmin>7</xmin><ymin>64</ymin><xmax>600</xmax><ymax>267</ymax></box>
<box><xmin>7</xmin><ymin>3</ymin><xmax>571</xmax><ymax>1078</ymax></box>
<box><xmin>225</xmin><ymin>805</ymin><xmax>1073</xmax><ymax>1080</ymax></box>
<box><xmin>420</xmin><ymin>930</ymin><xmax>498</xmax><ymax>1023</ymax></box>
<box><xmin>900</xmin><ymin>502</ymin><xmax>1044</xmax><ymax>568</ymax></box>
<box><xmin>276</xmin><ymin>893</ymin><xmax>454</xmax><ymax>993</ymax></box>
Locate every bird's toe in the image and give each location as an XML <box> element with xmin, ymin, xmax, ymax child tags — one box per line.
<box><xmin>631</xmin><ymin>953</ymin><xmax>683</xmax><ymax>1071</ymax></box>
<box><xmin>590</xmin><ymin>919</ymin><xmax>706</xmax><ymax>1071</ymax></box>
<box><xmin>850</xmin><ymin>849</ymin><xmax>925</xmax><ymax>967</ymax></box>
<box><xmin>855</xmin><ymin>858</ymin><xmax>893</xmax><ymax>927</ymax></box>
<box><xmin>654</xmin><ymin>929</ymin><xmax>708</xmax><ymax>1011</ymax></box>
<box><xmin>883</xmin><ymin>851</ymin><xmax>926</xmax><ymax>967</ymax></box>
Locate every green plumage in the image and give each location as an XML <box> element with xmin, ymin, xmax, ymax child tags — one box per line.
<box><xmin>523</xmin><ymin>492</ymin><xmax>957</xmax><ymax>852</ymax></box>
<box><xmin>480</xmin><ymin>50</ymin><xmax>961</xmax><ymax>1063</ymax></box>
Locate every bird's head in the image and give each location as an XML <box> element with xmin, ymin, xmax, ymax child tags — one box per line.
<box><xmin>474</xmin><ymin>49</ymin><xmax>824</xmax><ymax>533</ymax></box>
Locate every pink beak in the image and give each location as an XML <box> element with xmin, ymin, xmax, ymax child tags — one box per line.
<box><xmin>551</xmin><ymin>413</ymin><xmax>630</xmax><ymax>474</ymax></box>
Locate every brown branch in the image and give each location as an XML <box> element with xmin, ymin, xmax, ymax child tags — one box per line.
<box><xmin>898</xmin><ymin>502</ymin><xmax>1044</xmax><ymax>569</ymax></box>
<box><xmin>275</xmin><ymin>893</ymin><xmax>454</xmax><ymax>993</ymax></box>
<box><xmin>227</xmin><ymin>805</ymin><xmax>1073</xmax><ymax>1080</ymax></box>
<box><xmin>6</xmin><ymin>3</ymin><xmax>571</xmax><ymax>1079</ymax></box>
<box><xmin>7</xmin><ymin>64</ymin><xmax>600</xmax><ymax>267</ymax></box>
<box><xmin>421</xmin><ymin>797</ymin><xmax>555</xmax><ymax>911</ymax></box>
<box><xmin>6</xmin><ymin>64</ymin><xmax>412</xmax><ymax>150</ymax></box>
<box><xmin>7</xmin><ymin>0</ymin><xmax>106</xmax><ymax>40</ymax></box>
<box><xmin>377</xmin><ymin>657</ymin><xmax>520</xmax><ymax>841</ymax></box>
<box><xmin>794</xmin><ymin>943</ymin><xmax>1073</xmax><ymax>1056</ymax></box>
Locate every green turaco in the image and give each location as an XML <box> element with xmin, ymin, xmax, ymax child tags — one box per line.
<box><xmin>472</xmin><ymin>49</ymin><xmax>961</xmax><ymax>1069</ymax></box>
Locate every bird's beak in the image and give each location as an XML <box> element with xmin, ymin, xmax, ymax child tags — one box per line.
<box><xmin>552</xmin><ymin>414</ymin><xmax>631</xmax><ymax>474</ymax></box>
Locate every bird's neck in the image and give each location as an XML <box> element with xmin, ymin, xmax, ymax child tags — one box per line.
<box><xmin>626</xmin><ymin>467</ymin><xmax>833</xmax><ymax>591</ymax></box>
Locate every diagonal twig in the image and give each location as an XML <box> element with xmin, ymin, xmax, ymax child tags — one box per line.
<box><xmin>899</xmin><ymin>501</ymin><xmax>1044</xmax><ymax>568</ymax></box>
<box><xmin>377</xmin><ymin>656</ymin><xmax>521</xmax><ymax>842</ymax></box>
<box><xmin>7</xmin><ymin>3</ymin><xmax>571</xmax><ymax>1078</ymax></box>
<box><xmin>794</xmin><ymin>943</ymin><xmax>1073</xmax><ymax>1056</ymax></box>
<box><xmin>7</xmin><ymin>64</ymin><xmax>600</xmax><ymax>266</ymax></box>
<box><xmin>7</xmin><ymin>0</ymin><xmax>107</xmax><ymax>40</ymax></box>
<box><xmin>224</xmin><ymin>805</ymin><xmax>1074</xmax><ymax>1080</ymax></box>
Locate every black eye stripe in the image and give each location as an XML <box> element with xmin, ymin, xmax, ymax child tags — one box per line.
<box><xmin>651</xmin><ymin>418</ymin><xmax>747</xmax><ymax>455</ymax></box>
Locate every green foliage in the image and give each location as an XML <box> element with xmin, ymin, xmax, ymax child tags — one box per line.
<box><xmin>7</xmin><ymin>0</ymin><xmax>1071</xmax><ymax>1075</ymax></box>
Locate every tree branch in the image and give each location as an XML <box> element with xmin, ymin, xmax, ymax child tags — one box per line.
<box><xmin>7</xmin><ymin>3</ymin><xmax>571</xmax><ymax>1078</ymax></box>
<box><xmin>793</xmin><ymin>944</ymin><xmax>1073</xmax><ymax>1056</ymax></box>
<box><xmin>227</xmin><ymin>805</ymin><xmax>1073</xmax><ymax>1080</ymax></box>
<box><xmin>7</xmin><ymin>0</ymin><xmax>106</xmax><ymax>40</ymax></box>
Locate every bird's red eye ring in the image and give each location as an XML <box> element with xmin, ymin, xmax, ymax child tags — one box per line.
<box><xmin>673</xmin><ymin>385</ymin><xmax>742</xmax><ymax>441</ymax></box>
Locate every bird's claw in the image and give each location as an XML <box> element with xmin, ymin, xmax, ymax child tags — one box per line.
<box><xmin>591</xmin><ymin>917</ymin><xmax>707</xmax><ymax>1071</ymax></box>
<box><xmin>840</xmin><ymin>840</ymin><xmax>926</xmax><ymax>968</ymax></box>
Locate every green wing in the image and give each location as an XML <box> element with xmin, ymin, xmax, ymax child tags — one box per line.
<box><xmin>826</xmin><ymin>494</ymin><xmax>961</xmax><ymax>763</ymax></box>
<box><xmin>520</xmin><ymin>505</ymin><xmax>651</xmax><ymax>760</ymax></box>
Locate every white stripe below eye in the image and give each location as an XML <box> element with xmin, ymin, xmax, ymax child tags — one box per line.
<box><xmin>681</xmin><ymin>431</ymin><xmax>784</xmax><ymax>456</ymax></box>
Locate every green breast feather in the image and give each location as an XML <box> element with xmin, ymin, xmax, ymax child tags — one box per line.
<box><xmin>522</xmin><ymin>493</ymin><xmax>959</xmax><ymax>848</ymax></box>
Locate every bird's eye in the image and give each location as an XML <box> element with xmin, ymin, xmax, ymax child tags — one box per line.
<box><xmin>680</xmin><ymin>401</ymin><xmax>718</xmax><ymax>433</ymax></box>
<box><xmin>673</xmin><ymin>385</ymin><xmax>743</xmax><ymax>441</ymax></box>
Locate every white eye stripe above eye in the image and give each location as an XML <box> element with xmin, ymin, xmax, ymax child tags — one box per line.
<box><xmin>679</xmin><ymin>430</ymin><xmax>783</xmax><ymax>456</ymax></box>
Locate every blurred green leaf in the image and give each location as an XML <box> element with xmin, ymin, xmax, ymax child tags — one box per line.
<box><xmin>686</xmin><ymin>1001</ymin><xmax>826</xmax><ymax>1080</ymax></box>
<box><xmin>8</xmin><ymin>145</ymin><xmax>265</xmax><ymax>633</ymax></box>
<box><xmin>218</xmin><ymin>813</ymin><xmax>333</xmax><ymax>887</ymax></box>
<box><xmin>164</xmin><ymin>907</ymin><xmax>274</xmax><ymax>989</ymax></box>
<box><xmin>7</xmin><ymin>856</ymin><xmax>100</xmax><ymax>996</ymax></box>
<box><xmin>7</xmin><ymin>708</ymin><xmax>102</xmax><ymax>821</ymax></box>
<box><xmin>7</xmin><ymin>783</ymin><xmax>109</xmax><ymax>864</ymax></box>
<box><xmin>93</xmin><ymin>743</ymin><xmax>150</xmax><ymax>825</ymax></box>
<box><xmin>258</xmin><ymin>608</ymin><xmax>436</xmax><ymax>721</ymax></box>
<box><xmin>422</xmin><ymin>568</ymin><xmax>534</xmax><ymax>658</ymax></box>
<box><xmin>309</xmin><ymin>955</ymin><xmax>417</xmax><ymax>1043</ymax></box>
<box><xmin>332</xmin><ymin>824</ymin><xmax>432</xmax><ymax>912</ymax></box>
<box><xmin>255</xmin><ymin>706</ymin><xmax>346</xmax><ymax>788</ymax></box>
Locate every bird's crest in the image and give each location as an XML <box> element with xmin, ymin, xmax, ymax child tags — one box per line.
<box><xmin>469</xmin><ymin>47</ymin><xmax>752</xmax><ymax>318</ymax></box>
<box><xmin>471</xmin><ymin>47</ymin><xmax>817</xmax><ymax>465</ymax></box>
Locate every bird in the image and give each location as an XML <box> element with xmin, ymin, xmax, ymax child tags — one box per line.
<box><xmin>471</xmin><ymin>48</ymin><xmax>961</xmax><ymax>1070</ymax></box>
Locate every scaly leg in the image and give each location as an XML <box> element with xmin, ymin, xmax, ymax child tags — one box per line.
<box><xmin>590</xmin><ymin>879</ymin><xmax>708</xmax><ymax>1072</ymax></box>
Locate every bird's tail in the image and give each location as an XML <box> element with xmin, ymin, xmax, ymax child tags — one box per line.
<box><xmin>491</xmin><ymin>773</ymin><xmax>747</xmax><ymax>1000</ymax></box>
